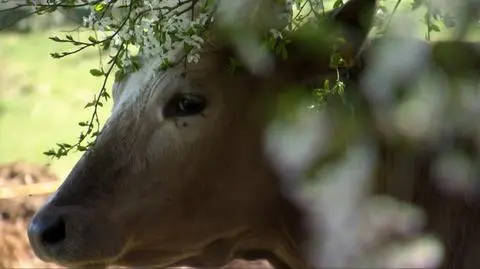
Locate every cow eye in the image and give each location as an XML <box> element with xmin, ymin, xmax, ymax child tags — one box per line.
<box><xmin>163</xmin><ymin>94</ymin><xmax>207</xmax><ymax>118</ymax></box>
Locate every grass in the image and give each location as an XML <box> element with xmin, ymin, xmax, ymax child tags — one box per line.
<box><xmin>0</xmin><ymin>1</ymin><xmax>478</xmax><ymax>181</ymax></box>
<box><xmin>0</xmin><ymin>28</ymin><xmax>112</xmax><ymax>179</ymax></box>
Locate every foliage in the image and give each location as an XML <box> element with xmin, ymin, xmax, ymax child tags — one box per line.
<box><xmin>0</xmin><ymin>0</ymin><xmax>467</xmax><ymax>159</ymax></box>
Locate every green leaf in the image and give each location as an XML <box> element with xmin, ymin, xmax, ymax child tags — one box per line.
<box><xmin>94</xmin><ymin>2</ymin><xmax>107</xmax><ymax>12</ymax></box>
<box><xmin>50</xmin><ymin>52</ymin><xmax>61</xmax><ymax>58</ymax></box>
<box><xmin>324</xmin><ymin>79</ymin><xmax>330</xmax><ymax>91</ymax></box>
<box><xmin>103</xmin><ymin>39</ymin><xmax>111</xmax><ymax>50</ymax></box>
<box><xmin>88</xmin><ymin>36</ymin><xmax>97</xmax><ymax>43</ymax></box>
<box><xmin>43</xmin><ymin>150</ymin><xmax>56</xmax><ymax>156</ymax></box>
<box><xmin>84</xmin><ymin>102</ymin><xmax>96</xmax><ymax>108</ymax></box>
<box><xmin>333</xmin><ymin>0</ymin><xmax>344</xmax><ymax>9</ymax></box>
<box><xmin>56</xmin><ymin>143</ymin><xmax>67</xmax><ymax>149</ymax></box>
<box><xmin>101</xmin><ymin>90</ymin><xmax>110</xmax><ymax>101</ymax></box>
<box><xmin>89</xmin><ymin>68</ymin><xmax>104</xmax><ymax>76</ymax></box>
<box><xmin>48</xmin><ymin>36</ymin><xmax>61</xmax><ymax>42</ymax></box>
<box><xmin>77</xmin><ymin>145</ymin><xmax>88</xmax><ymax>151</ymax></box>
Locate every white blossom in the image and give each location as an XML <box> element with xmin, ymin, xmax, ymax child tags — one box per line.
<box><xmin>187</xmin><ymin>53</ymin><xmax>201</xmax><ymax>64</ymax></box>
<box><xmin>16</xmin><ymin>0</ymin><xmax>219</xmax><ymax>75</ymax></box>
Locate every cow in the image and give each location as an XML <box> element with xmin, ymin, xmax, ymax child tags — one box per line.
<box><xmin>26</xmin><ymin>0</ymin><xmax>480</xmax><ymax>267</ymax></box>
<box><xmin>26</xmin><ymin>0</ymin><xmax>379</xmax><ymax>268</ymax></box>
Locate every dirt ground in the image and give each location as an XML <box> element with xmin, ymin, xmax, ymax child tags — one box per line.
<box><xmin>0</xmin><ymin>161</ymin><xmax>62</xmax><ymax>268</ymax></box>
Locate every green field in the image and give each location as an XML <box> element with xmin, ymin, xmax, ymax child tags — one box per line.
<box><xmin>0</xmin><ymin>28</ymin><xmax>112</xmax><ymax>179</ymax></box>
<box><xmin>0</xmin><ymin>0</ymin><xmax>479</xmax><ymax>180</ymax></box>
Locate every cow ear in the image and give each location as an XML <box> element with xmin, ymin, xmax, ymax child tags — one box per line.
<box><xmin>271</xmin><ymin>0</ymin><xmax>377</xmax><ymax>86</ymax></box>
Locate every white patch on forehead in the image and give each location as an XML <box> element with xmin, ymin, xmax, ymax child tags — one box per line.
<box><xmin>112</xmin><ymin>66</ymin><xmax>150</xmax><ymax>114</ymax></box>
<box><xmin>112</xmin><ymin>48</ymin><xmax>185</xmax><ymax>116</ymax></box>
<box><xmin>109</xmin><ymin>0</ymin><xmax>202</xmax><ymax>116</ymax></box>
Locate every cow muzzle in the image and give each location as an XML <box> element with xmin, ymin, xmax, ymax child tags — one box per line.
<box><xmin>27</xmin><ymin>202</ymin><xmax>125</xmax><ymax>267</ymax></box>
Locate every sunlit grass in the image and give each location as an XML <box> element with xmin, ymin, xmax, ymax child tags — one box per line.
<box><xmin>0</xmin><ymin>28</ymin><xmax>113</xmax><ymax>179</ymax></box>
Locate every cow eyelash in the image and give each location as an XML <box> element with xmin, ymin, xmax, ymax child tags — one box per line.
<box><xmin>163</xmin><ymin>93</ymin><xmax>207</xmax><ymax>118</ymax></box>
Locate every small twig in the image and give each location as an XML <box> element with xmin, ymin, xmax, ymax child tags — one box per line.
<box><xmin>382</xmin><ymin>0</ymin><xmax>403</xmax><ymax>32</ymax></box>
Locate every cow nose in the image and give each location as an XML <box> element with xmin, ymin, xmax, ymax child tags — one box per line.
<box><xmin>28</xmin><ymin>213</ymin><xmax>67</xmax><ymax>260</ymax></box>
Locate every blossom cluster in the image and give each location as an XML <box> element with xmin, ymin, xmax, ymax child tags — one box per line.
<box><xmin>78</xmin><ymin>0</ymin><xmax>300</xmax><ymax>74</ymax></box>
<box><xmin>18</xmin><ymin>0</ymin><xmax>308</xmax><ymax>76</ymax></box>
<box><xmin>80</xmin><ymin>0</ymin><xmax>213</xmax><ymax>73</ymax></box>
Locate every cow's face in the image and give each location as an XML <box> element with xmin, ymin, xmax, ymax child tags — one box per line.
<box><xmin>28</xmin><ymin>51</ymin><xmax>281</xmax><ymax>267</ymax></box>
<box><xmin>27</xmin><ymin>0</ymin><xmax>376</xmax><ymax>267</ymax></box>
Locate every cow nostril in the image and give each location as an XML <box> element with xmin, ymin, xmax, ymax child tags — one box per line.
<box><xmin>40</xmin><ymin>216</ymin><xmax>66</xmax><ymax>246</ymax></box>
